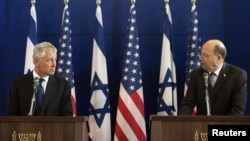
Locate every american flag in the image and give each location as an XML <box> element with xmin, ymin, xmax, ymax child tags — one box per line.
<box><xmin>24</xmin><ymin>2</ymin><xmax>37</xmax><ymax>74</ymax></box>
<box><xmin>89</xmin><ymin>3</ymin><xmax>111</xmax><ymax>141</ymax></box>
<box><xmin>184</xmin><ymin>1</ymin><xmax>201</xmax><ymax>113</ymax></box>
<box><xmin>114</xmin><ymin>3</ymin><xmax>147</xmax><ymax>141</ymax></box>
<box><xmin>56</xmin><ymin>4</ymin><xmax>77</xmax><ymax>117</ymax></box>
<box><xmin>157</xmin><ymin>1</ymin><xmax>177</xmax><ymax>116</ymax></box>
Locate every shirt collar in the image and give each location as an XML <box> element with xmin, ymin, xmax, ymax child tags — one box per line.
<box><xmin>33</xmin><ymin>71</ymin><xmax>49</xmax><ymax>82</ymax></box>
<box><xmin>211</xmin><ymin>63</ymin><xmax>223</xmax><ymax>76</ymax></box>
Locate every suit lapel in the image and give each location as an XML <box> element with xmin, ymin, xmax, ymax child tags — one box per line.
<box><xmin>211</xmin><ymin>63</ymin><xmax>228</xmax><ymax>96</ymax></box>
<box><xmin>40</xmin><ymin>76</ymin><xmax>57</xmax><ymax>114</ymax></box>
<box><xmin>26</xmin><ymin>73</ymin><xmax>35</xmax><ymax>100</ymax></box>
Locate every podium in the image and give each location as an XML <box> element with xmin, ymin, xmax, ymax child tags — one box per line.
<box><xmin>0</xmin><ymin>116</ymin><xmax>88</xmax><ymax>141</ymax></box>
<box><xmin>150</xmin><ymin>115</ymin><xmax>250</xmax><ymax>141</ymax></box>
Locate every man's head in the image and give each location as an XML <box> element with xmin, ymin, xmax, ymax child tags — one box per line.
<box><xmin>199</xmin><ymin>39</ymin><xmax>227</xmax><ymax>72</ymax></box>
<box><xmin>33</xmin><ymin>42</ymin><xmax>57</xmax><ymax>77</ymax></box>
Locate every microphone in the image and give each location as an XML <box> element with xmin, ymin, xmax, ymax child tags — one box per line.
<box><xmin>33</xmin><ymin>77</ymin><xmax>39</xmax><ymax>91</ymax></box>
<box><xmin>28</xmin><ymin>77</ymin><xmax>39</xmax><ymax>116</ymax></box>
<box><xmin>203</xmin><ymin>72</ymin><xmax>209</xmax><ymax>88</ymax></box>
<box><xmin>203</xmin><ymin>72</ymin><xmax>211</xmax><ymax>116</ymax></box>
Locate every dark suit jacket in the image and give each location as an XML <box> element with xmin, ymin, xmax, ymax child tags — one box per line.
<box><xmin>178</xmin><ymin>62</ymin><xmax>247</xmax><ymax>115</ymax></box>
<box><xmin>6</xmin><ymin>72</ymin><xmax>73</xmax><ymax>116</ymax></box>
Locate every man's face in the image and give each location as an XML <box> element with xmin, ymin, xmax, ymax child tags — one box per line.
<box><xmin>199</xmin><ymin>45</ymin><xmax>220</xmax><ymax>72</ymax></box>
<box><xmin>35</xmin><ymin>48</ymin><xmax>57</xmax><ymax>77</ymax></box>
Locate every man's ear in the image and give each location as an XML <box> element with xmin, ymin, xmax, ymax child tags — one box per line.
<box><xmin>33</xmin><ymin>58</ymin><xmax>38</xmax><ymax>64</ymax></box>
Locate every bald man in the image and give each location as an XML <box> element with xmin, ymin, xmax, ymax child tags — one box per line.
<box><xmin>178</xmin><ymin>39</ymin><xmax>247</xmax><ymax>115</ymax></box>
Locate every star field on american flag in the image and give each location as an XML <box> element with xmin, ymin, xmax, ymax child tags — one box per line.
<box><xmin>56</xmin><ymin>7</ymin><xmax>75</xmax><ymax>88</ymax></box>
<box><xmin>185</xmin><ymin>3</ymin><xmax>201</xmax><ymax>85</ymax></box>
<box><xmin>122</xmin><ymin>9</ymin><xmax>142</xmax><ymax>94</ymax></box>
<box><xmin>56</xmin><ymin>5</ymin><xmax>77</xmax><ymax>116</ymax></box>
<box><xmin>114</xmin><ymin>4</ymin><xmax>147</xmax><ymax>141</ymax></box>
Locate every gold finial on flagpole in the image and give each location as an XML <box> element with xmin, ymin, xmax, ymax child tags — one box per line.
<box><xmin>164</xmin><ymin>0</ymin><xmax>169</xmax><ymax>4</ymax></box>
<box><xmin>191</xmin><ymin>0</ymin><xmax>196</xmax><ymax>4</ymax></box>
<box><xmin>64</xmin><ymin>0</ymin><xmax>69</xmax><ymax>5</ymax></box>
<box><xmin>131</xmin><ymin>0</ymin><xmax>136</xmax><ymax>5</ymax></box>
<box><xmin>96</xmin><ymin>0</ymin><xmax>101</xmax><ymax>6</ymax></box>
<box><xmin>31</xmin><ymin>0</ymin><xmax>35</xmax><ymax>5</ymax></box>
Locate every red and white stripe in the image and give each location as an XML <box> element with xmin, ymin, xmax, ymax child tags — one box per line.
<box><xmin>114</xmin><ymin>85</ymin><xmax>146</xmax><ymax>141</ymax></box>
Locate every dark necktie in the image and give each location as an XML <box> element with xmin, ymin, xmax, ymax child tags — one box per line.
<box><xmin>208</xmin><ymin>73</ymin><xmax>216</xmax><ymax>94</ymax></box>
<box><xmin>37</xmin><ymin>78</ymin><xmax>45</xmax><ymax>107</ymax></box>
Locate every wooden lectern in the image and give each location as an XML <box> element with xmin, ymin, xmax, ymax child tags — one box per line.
<box><xmin>0</xmin><ymin>116</ymin><xmax>88</xmax><ymax>141</ymax></box>
<box><xmin>150</xmin><ymin>115</ymin><xmax>250</xmax><ymax>141</ymax></box>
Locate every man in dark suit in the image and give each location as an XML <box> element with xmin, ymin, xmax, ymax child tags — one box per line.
<box><xmin>6</xmin><ymin>41</ymin><xmax>73</xmax><ymax>116</ymax></box>
<box><xmin>178</xmin><ymin>39</ymin><xmax>247</xmax><ymax>115</ymax></box>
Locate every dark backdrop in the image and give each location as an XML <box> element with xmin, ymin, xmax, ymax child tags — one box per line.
<box><xmin>1</xmin><ymin>0</ymin><xmax>250</xmax><ymax>139</ymax></box>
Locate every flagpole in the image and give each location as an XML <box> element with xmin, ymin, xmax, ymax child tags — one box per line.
<box><xmin>64</xmin><ymin>0</ymin><xmax>69</xmax><ymax>5</ymax></box>
<box><xmin>31</xmin><ymin>0</ymin><xmax>35</xmax><ymax>5</ymax></box>
<box><xmin>191</xmin><ymin>0</ymin><xmax>196</xmax><ymax>4</ymax></box>
<box><xmin>96</xmin><ymin>0</ymin><xmax>101</xmax><ymax>5</ymax></box>
<box><xmin>164</xmin><ymin>0</ymin><xmax>169</xmax><ymax>4</ymax></box>
<box><xmin>131</xmin><ymin>0</ymin><xmax>136</xmax><ymax>4</ymax></box>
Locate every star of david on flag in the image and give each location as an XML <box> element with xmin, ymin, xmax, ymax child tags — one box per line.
<box><xmin>157</xmin><ymin>1</ymin><xmax>178</xmax><ymax>116</ymax></box>
<box><xmin>24</xmin><ymin>2</ymin><xmax>37</xmax><ymax>74</ymax></box>
<box><xmin>89</xmin><ymin>3</ymin><xmax>111</xmax><ymax>141</ymax></box>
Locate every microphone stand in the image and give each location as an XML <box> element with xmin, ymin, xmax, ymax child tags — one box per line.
<box><xmin>203</xmin><ymin>72</ymin><xmax>211</xmax><ymax>116</ymax></box>
<box><xmin>205</xmin><ymin>86</ymin><xmax>211</xmax><ymax>116</ymax></box>
<box><xmin>28</xmin><ymin>87</ymin><xmax>37</xmax><ymax>116</ymax></box>
<box><xmin>28</xmin><ymin>78</ymin><xmax>39</xmax><ymax>116</ymax></box>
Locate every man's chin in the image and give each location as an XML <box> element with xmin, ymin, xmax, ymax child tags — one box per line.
<box><xmin>48</xmin><ymin>72</ymin><xmax>55</xmax><ymax>75</ymax></box>
<box><xmin>201</xmin><ymin>65</ymin><xmax>206</xmax><ymax>69</ymax></box>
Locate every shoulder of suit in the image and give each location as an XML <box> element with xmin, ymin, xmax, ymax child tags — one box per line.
<box><xmin>13</xmin><ymin>72</ymin><xmax>32</xmax><ymax>82</ymax></box>
<box><xmin>51</xmin><ymin>75</ymin><xmax>68</xmax><ymax>82</ymax></box>
<box><xmin>224</xmin><ymin>63</ymin><xmax>246</xmax><ymax>74</ymax></box>
<box><xmin>191</xmin><ymin>67</ymin><xmax>203</xmax><ymax>74</ymax></box>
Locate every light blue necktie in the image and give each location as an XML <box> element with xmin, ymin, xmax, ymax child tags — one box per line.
<box><xmin>208</xmin><ymin>73</ymin><xmax>216</xmax><ymax>94</ymax></box>
<box><xmin>37</xmin><ymin>78</ymin><xmax>44</xmax><ymax>107</ymax></box>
